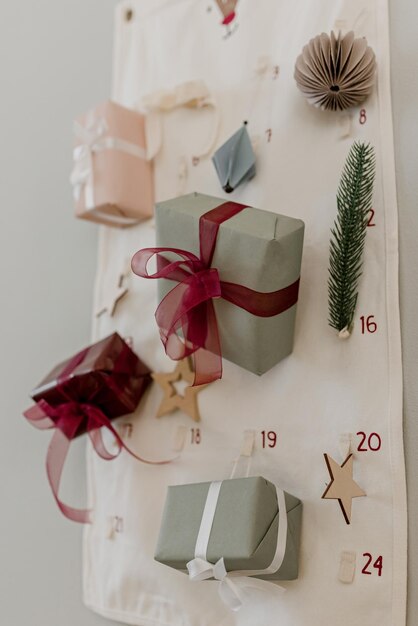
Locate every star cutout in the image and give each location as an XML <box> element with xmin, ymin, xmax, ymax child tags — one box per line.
<box><xmin>96</xmin><ymin>259</ymin><xmax>131</xmax><ymax>318</ymax></box>
<box><xmin>322</xmin><ymin>453</ymin><xmax>366</xmax><ymax>524</ymax></box>
<box><xmin>152</xmin><ymin>358</ymin><xmax>207</xmax><ymax>422</ymax></box>
<box><xmin>96</xmin><ymin>284</ymin><xmax>129</xmax><ymax>317</ymax></box>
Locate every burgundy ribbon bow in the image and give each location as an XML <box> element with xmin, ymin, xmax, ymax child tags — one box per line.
<box><xmin>24</xmin><ymin>400</ymin><xmax>173</xmax><ymax>524</ymax></box>
<box><xmin>131</xmin><ymin>201</ymin><xmax>300</xmax><ymax>385</ymax></box>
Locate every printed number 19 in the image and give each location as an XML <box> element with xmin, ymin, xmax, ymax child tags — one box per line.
<box><xmin>261</xmin><ymin>431</ymin><xmax>277</xmax><ymax>448</ymax></box>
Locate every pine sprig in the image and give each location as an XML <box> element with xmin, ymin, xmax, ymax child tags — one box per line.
<box><xmin>328</xmin><ymin>141</ymin><xmax>376</xmax><ymax>335</ymax></box>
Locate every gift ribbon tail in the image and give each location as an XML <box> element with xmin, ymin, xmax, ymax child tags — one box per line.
<box><xmin>87</xmin><ymin>410</ymin><xmax>178</xmax><ymax>466</ymax></box>
<box><xmin>46</xmin><ymin>426</ymin><xmax>92</xmax><ymax>524</ymax></box>
<box><xmin>220</xmin><ymin>576</ymin><xmax>285</xmax><ymax>611</ymax></box>
<box><xmin>23</xmin><ymin>403</ymin><xmax>55</xmax><ymax>430</ymax></box>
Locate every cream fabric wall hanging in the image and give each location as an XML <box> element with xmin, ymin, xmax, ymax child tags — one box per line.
<box><xmin>83</xmin><ymin>1</ymin><xmax>406</xmax><ymax>624</ymax></box>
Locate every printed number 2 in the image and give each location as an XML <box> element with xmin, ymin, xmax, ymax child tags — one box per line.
<box><xmin>367</xmin><ymin>208</ymin><xmax>376</xmax><ymax>227</ymax></box>
<box><xmin>360</xmin><ymin>315</ymin><xmax>377</xmax><ymax>334</ymax></box>
<box><xmin>357</xmin><ymin>432</ymin><xmax>382</xmax><ymax>452</ymax></box>
<box><xmin>362</xmin><ymin>553</ymin><xmax>383</xmax><ymax>577</ymax></box>
<box><xmin>261</xmin><ymin>431</ymin><xmax>277</xmax><ymax>448</ymax></box>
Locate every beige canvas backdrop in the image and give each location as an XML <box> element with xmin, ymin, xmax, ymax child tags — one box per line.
<box><xmin>0</xmin><ymin>1</ymin><xmax>415</xmax><ymax>625</ymax></box>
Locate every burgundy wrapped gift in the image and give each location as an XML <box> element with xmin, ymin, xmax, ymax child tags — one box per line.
<box><xmin>23</xmin><ymin>333</ymin><xmax>163</xmax><ymax>523</ymax></box>
<box><xmin>31</xmin><ymin>332</ymin><xmax>151</xmax><ymax>432</ymax></box>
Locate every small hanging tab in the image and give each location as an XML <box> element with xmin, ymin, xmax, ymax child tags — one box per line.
<box><xmin>123</xmin><ymin>336</ymin><xmax>134</xmax><ymax>348</ymax></box>
<box><xmin>339</xmin><ymin>433</ymin><xmax>352</xmax><ymax>460</ymax></box>
<box><xmin>254</xmin><ymin>55</ymin><xmax>271</xmax><ymax>76</ymax></box>
<box><xmin>334</xmin><ymin>18</ymin><xmax>347</xmax><ymax>30</ymax></box>
<box><xmin>230</xmin><ymin>430</ymin><xmax>256</xmax><ymax>478</ymax></box>
<box><xmin>119</xmin><ymin>423</ymin><xmax>133</xmax><ymax>439</ymax></box>
<box><xmin>240</xmin><ymin>429</ymin><xmax>256</xmax><ymax>457</ymax></box>
<box><xmin>176</xmin><ymin>156</ymin><xmax>188</xmax><ymax>197</ymax></box>
<box><xmin>338</xmin><ymin>113</ymin><xmax>353</xmax><ymax>140</ymax></box>
<box><xmin>106</xmin><ymin>515</ymin><xmax>124</xmax><ymax>540</ymax></box>
<box><xmin>172</xmin><ymin>424</ymin><xmax>188</xmax><ymax>452</ymax></box>
<box><xmin>338</xmin><ymin>551</ymin><xmax>356</xmax><ymax>583</ymax></box>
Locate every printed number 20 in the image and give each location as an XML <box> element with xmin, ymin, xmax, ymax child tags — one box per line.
<box><xmin>357</xmin><ymin>432</ymin><xmax>382</xmax><ymax>452</ymax></box>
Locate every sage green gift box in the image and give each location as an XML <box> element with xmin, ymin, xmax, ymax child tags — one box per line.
<box><xmin>154</xmin><ymin>476</ymin><xmax>302</xmax><ymax>580</ymax></box>
<box><xmin>155</xmin><ymin>192</ymin><xmax>305</xmax><ymax>376</ymax></box>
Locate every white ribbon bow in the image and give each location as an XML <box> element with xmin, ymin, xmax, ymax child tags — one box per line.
<box><xmin>70</xmin><ymin>117</ymin><xmax>147</xmax><ymax>209</ymax></box>
<box><xmin>70</xmin><ymin>118</ymin><xmax>108</xmax><ymax>207</ymax></box>
<box><xmin>187</xmin><ymin>557</ymin><xmax>284</xmax><ymax>612</ymax></box>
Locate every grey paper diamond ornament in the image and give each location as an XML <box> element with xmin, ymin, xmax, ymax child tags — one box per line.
<box><xmin>212</xmin><ymin>122</ymin><xmax>256</xmax><ymax>193</ymax></box>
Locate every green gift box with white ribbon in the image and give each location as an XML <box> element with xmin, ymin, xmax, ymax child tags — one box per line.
<box><xmin>155</xmin><ymin>476</ymin><xmax>302</xmax><ymax>609</ymax></box>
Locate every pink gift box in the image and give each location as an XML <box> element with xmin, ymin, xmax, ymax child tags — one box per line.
<box><xmin>71</xmin><ymin>100</ymin><xmax>154</xmax><ymax>227</ymax></box>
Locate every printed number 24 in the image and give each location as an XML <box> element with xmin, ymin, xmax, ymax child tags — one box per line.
<box><xmin>362</xmin><ymin>553</ymin><xmax>383</xmax><ymax>577</ymax></box>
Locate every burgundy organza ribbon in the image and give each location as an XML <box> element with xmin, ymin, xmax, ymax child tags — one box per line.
<box><xmin>131</xmin><ymin>201</ymin><xmax>300</xmax><ymax>386</ymax></box>
<box><xmin>24</xmin><ymin>345</ymin><xmax>173</xmax><ymax>523</ymax></box>
<box><xmin>24</xmin><ymin>400</ymin><xmax>173</xmax><ymax>523</ymax></box>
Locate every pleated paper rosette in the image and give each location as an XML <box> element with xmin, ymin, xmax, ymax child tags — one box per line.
<box><xmin>294</xmin><ymin>31</ymin><xmax>376</xmax><ymax>112</ymax></box>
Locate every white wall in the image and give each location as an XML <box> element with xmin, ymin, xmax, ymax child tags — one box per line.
<box><xmin>0</xmin><ymin>1</ymin><xmax>415</xmax><ymax>625</ymax></box>
<box><xmin>390</xmin><ymin>0</ymin><xmax>418</xmax><ymax>622</ymax></box>
<box><xmin>0</xmin><ymin>1</ymin><xmax>119</xmax><ymax>624</ymax></box>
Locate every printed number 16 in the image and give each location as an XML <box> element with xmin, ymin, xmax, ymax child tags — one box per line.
<box><xmin>360</xmin><ymin>315</ymin><xmax>377</xmax><ymax>334</ymax></box>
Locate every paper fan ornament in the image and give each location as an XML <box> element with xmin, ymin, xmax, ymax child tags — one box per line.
<box><xmin>294</xmin><ymin>31</ymin><xmax>376</xmax><ymax>111</ymax></box>
<box><xmin>212</xmin><ymin>121</ymin><xmax>256</xmax><ymax>193</ymax></box>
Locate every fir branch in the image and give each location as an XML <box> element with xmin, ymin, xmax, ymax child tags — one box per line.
<box><xmin>328</xmin><ymin>141</ymin><xmax>376</xmax><ymax>335</ymax></box>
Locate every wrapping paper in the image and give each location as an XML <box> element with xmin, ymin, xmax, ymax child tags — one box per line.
<box><xmin>152</xmin><ymin>193</ymin><xmax>304</xmax><ymax>376</ymax></box>
<box><xmin>73</xmin><ymin>100</ymin><xmax>153</xmax><ymax>226</ymax></box>
<box><xmin>155</xmin><ymin>476</ymin><xmax>302</xmax><ymax>580</ymax></box>
<box><xmin>83</xmin><ymin>1</ymin><xmax>406</xmax><ymax>625</ymax></box>
<box><xmin>31</xmin><ymin>332</ymin><xmax>151</xmax><ymax>424</ymax></box>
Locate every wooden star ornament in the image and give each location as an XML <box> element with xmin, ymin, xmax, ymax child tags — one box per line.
<box><xmin>96</xmin><ymin>260</ymin><xmax>131</xmax><ymax>318</ymax></box>
<box><xmin>96</xmin><ymin>284</ymin><xmax>129</xmax><ymax>317</ymax></box>
<box><xmin>322</xmin><ymin>453</ymin><xmax>366</xmax><ymax>524</ymax></box>
<box><xmin>152</xmin><ymin>358</ymin><xmax>207</xmax><ymax>422</ymax></box>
